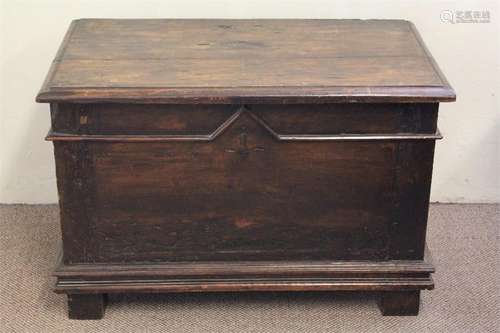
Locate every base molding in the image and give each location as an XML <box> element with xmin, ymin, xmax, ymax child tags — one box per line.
<box><xmin>57</xmin><ymin>277</ymin><xmax>433</xmax><ymax>294</ymax></box>
<box><xmin>55</xmin><ymin>254</ymin><xmax>434</xmax><ymax>318</ymax></box>
<box><xmin>54</xmin><ymin>257</ymin><xmax>434</xmax><ymax>294</ymax></box>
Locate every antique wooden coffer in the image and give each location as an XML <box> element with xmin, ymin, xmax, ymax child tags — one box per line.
<box><xmin>37</xmin><ymin>19</ymin><xmax>455</xmax><ymax>319</ymax></box>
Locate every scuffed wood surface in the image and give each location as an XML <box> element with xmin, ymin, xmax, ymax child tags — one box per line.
<box><xmin>37</xmin><ymin>19</ymin><xmax>455</xmax><ymax>103</ymax></box>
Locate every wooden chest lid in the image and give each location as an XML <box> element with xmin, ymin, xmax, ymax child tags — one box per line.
<box><xmin>36</xmin><ymin>19</ymin><xmax>455</xmax><ymax>104</ymax></box>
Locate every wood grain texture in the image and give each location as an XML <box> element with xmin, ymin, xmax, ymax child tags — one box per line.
<box><xmin>38</xmin><ymin>19</ymin><xmax>454</xmax><ymax>318</ymax></box>
<box><xmin>54</xmin><ymin>253</ymin><xmax>434</xmax><ymax>294</ymax></box>
<box><xmin>47</xmin><ymin>102</ymin><xmax>443</xmax><ymax>316</ymax></box>
<box><xmin>53</xmin><ymin>141</ymin><xmax>97</xmax><ymax>263</ymax></box>
<box><xmin>54</xmin><ymin>257</ymin><xmax>435</xmax><ymax>278</ymax></box>
<box><xmin>46</xmin><ymin>103</ymin><xmax>442</xmax><ymax>142</ymax></box>
<box><xmin>51</xmin><ymin>104</ymin><xmax>438</xmax><ymax>264</ymax></box>
<box><xmin>57</xmin><ymin>278</ymin><xmax>433</xmax><ymax>294</ymax></box>
<box><xmin>36</xmin><ymin>19</ymin><xmax>455</xmax><ymax>103</ymax></box>
<box><xmin>59</xmin><ymin>115</ymin><xmax>395</xmax><ymax>262</ymax></box>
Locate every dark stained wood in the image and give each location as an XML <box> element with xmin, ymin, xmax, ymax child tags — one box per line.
<box><xmin>250</xmin><ymin>104</ymin><xmax>438</xmax><ymax>134</ymax></box>
<box><xmin>67</xmin><ymin>294</ymin><xmax>106</xmax><ymax>320</ymax></box>
<box><xmin>53</xmin><ymin>141</ymin><xmax>97</xmax><ymax>264</ymax></box>
<box><xmin>46</xmin><ymin>104</ymin><xmax>441</xmax><ymax>143</ymax></box>
<box><xmin>51</xmin><ymin>106</ymin><xmax>441</xmax><ymax>264</ymax></box>
<box><xmin>54</xmin><ymin>255</ymin><xmax>434</xmax><ymax>295</ymax></box>
<box><xmin>390</xmin><ymin>141</ymin><xmax>436</xmax><ymax>259</ymax></box>
<box><xmin>378</xmin><ymin>291</ymin><xmax>420</xmax><ymax>316</ymax></box>
<box><xmin>51</xmin><ymin>103</ymin><xmax>238</xmax><ymax>135</ymax></box>
<box><xmin>50</xmin><ymin>103</ymin><xmax>438</xmax><ymax>135</ymax></box>
<box><xmin>36</xmin><ymin>19</ymin><xmax>455</xmax><ymax>104</ymax></box>
<box><xmin>57</xmin><ymin>277</ymin><xmax>433</xmax><ymax>294</ymax></box>
<box><xmin>37</xmin><ymin>19</ymin><xmax>455</xmax><ymax>318</ymax></box>
<box><xmin>54</xmin><ymin>257</ymin><xmax>435</xmax><ymax>277</ymax></box>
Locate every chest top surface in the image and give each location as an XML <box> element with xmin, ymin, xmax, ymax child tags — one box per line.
<box><xmin>36</xmin><ymin>19</ymin><xmax>455</xmax><ymax>104</ymax></box>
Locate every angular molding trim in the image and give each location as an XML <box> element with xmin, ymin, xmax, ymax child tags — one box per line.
<box><xmin>46</xmin><ymin>107</ymin><xmax>442</xmax><ymax>142</ymax></box>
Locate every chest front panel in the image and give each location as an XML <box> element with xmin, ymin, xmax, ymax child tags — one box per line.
<box><xmin>51</xmin><ymin>103</ymin><xmax>437</xmax><ymax>264</ymax></box>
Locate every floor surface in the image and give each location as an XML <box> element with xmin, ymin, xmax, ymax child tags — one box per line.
<box><xmin>0</xmin><ymin>204</ymin><xmax>498</xmax><ymax>332</ymax></box>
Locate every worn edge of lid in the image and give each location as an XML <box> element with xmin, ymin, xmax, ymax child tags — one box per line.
<box><xmin>35</xmin><ymin>19</ymin><xmax>456</xmax><ymax>104</ymax></box>
<box><xmin>408</xmin><ymin>21</ymin><xmax>456</xmax><ymax>102</ymax></box>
